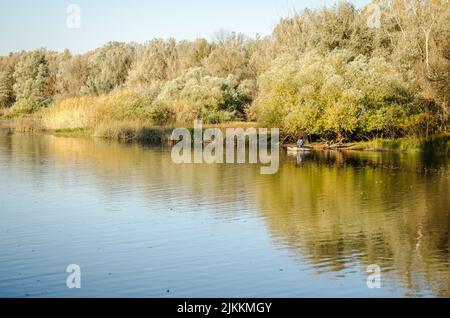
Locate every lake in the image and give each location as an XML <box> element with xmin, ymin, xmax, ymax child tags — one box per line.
<box><xmin>0</xmin><ymin>130</ymin><xmax>448</xmax><ymax>297</ymax></box>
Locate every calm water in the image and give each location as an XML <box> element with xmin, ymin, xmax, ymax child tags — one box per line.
<box><xmin>0</xmin><ymin>130</ymin><xmax>448</xmax><ymax>298</ymax></box>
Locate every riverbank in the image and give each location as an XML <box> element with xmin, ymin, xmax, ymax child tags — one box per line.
<box><xmin>2</xmin><ymin>116</ymin><xmax>449</xmax><ymax>155</ymax></box>
<box><xmin>299</xmin><ymin>135</ymin><xmax>450</xmax><ymax>155</ymax></box>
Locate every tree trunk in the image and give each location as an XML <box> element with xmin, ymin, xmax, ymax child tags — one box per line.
<box><xmin>423</xmin><ymin>28</ymin><xmax>430</xmax><ymax>69</ymax></box>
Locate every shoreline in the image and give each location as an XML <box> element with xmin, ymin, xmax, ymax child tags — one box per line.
<box><xmin>1</xmin><ymin>118</ymin><xmax>449</xmax><ymax>155</ymax></box>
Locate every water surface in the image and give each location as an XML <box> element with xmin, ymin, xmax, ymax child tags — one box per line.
<box><xmin>0</xmin><ymin>131</ymin><xmax>448</xmax><ymax>297</ymax></box>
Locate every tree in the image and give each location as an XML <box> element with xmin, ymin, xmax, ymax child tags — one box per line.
<box><xmin>0</xmin><ymin>54</ymin><xmax>18</xmax><ymax>107</ymax></box>
<box><xmin>157</xmin><ymin>67</ymin><xmax>253</xmax><ymax>123</ymax></box>
<box><xmin>85</xmin><ymin>42</ymin><xmax>135</xmax><ymax>94</ymax></box>
<box><xmin>12</xmin><ymin>50</ymin><xmax>51</xmax><ymax>112</ymax></box>
<box><xmin>177</xmin><ymin>39</ymin><xmax>211</xmax><ymax>74</ymax></box>
<box><xmin>253</xmin><ymin>50</ymin><xmax>421</xmax><ymax>138</ymax></box>
<box><xmin>0</xmin><ymin>0</ymin><xmax>447</xmax><ymax>135</ymax></box>
<box><xmin>126</xmin><ymin>39</ymin><xmax>176</xmax><ymax>87</ymax></box>
<box><xmin>56</xmin><ymin>52</ymin><xmax>91</xmax><ymax>97</ymax></box>
<box><xmin>204</xmin><ymin>31</ymin><xmax>250</xmax><ymax>78</ymax></box>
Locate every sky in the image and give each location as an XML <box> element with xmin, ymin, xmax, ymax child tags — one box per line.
<box><xmin>0</xmin><ymin>0</ymin><xmax>371</xmax><ymax>55</ymax></box>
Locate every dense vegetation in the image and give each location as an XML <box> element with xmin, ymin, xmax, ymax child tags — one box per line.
<box><xmin>0</xmin><ymin>0</ymin><xmax>448</xmax><ymax>141</ymax></box>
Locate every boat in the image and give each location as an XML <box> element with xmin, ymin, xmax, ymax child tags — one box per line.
<box><xmin>286</xmin><ymin>146</ymin><xmax>312</xmax><ymax>152</ymax></box>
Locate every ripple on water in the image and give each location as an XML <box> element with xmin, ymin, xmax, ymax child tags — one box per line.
<box><xmin>0</xmin><ymin>133</ymin><xmax>448</xmax><ymax>297</ymax></box>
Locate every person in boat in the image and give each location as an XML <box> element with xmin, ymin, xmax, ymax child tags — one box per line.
<box><xmin>297</xmin><ymin>137</ymin><xmax>305</xmax><ymax>149</ymax></box>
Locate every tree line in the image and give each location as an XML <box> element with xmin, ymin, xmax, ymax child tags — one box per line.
<box><xmin>0</xmin><ymin>0</ymin><xmax>448</xmax><ymax>140</ymax></box>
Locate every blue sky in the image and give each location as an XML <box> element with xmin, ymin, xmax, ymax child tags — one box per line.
<box><xmin>0</xmin><ymin>0</ymin><xmax>371</xmax><ymax>55</ymax></box>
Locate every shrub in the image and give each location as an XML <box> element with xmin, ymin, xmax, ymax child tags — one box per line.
<box><xmin>157</xmin><ymin>67</ymin><xmax>252</xmax><ymax>124</ymax></box>
<box><xmin>252</xmin><ymin>50</ymin><xmax>426</xmax><ymax>139</ymax></box>
<box><xmin>147</xmin><ymin>101</ymin><xmax>175</xmax><ymax>126</ymax></box>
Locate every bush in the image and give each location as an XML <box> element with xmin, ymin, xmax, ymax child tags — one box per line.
<box><xmin>157</xmin><ymin>67</ymin><xmax>252</xmax><ymax>124</ymax></box>
<box><xmin>147</xmin><ymin>101</ymin><xmax>175</xmax><ymax>126</ymax></box>
<box><xmin>252</xmin><ymin>50</ymin><xmax>428</xmax><ymax>139</ymax></box>
<box><xmin>11</xmin><ymin>99</ymin><xmax>47</xmax><ymax>114</ymax></box>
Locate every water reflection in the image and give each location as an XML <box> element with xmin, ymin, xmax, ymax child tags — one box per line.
<box><xmin>260</xmin><ymin>154</ymin><xmax>449</xmax><ymax>297</ymax></box>
<box><xmin>285</xmin><ymin>149</ymin><xmax>449</xmax><ymax>172</ymax></box>
<box><xmin>0</xmin><ymin>132</ymin><xmax>448</xmax><ymax>297</ymax></box>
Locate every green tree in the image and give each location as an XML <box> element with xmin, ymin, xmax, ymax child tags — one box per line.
<box><xmin>157</xmin><ymin>67</ymin><xmax>252</xmax><ymax>123</ymax></box>
<box><xmin>0</xmin><ymin>54</ymin><xmax>18</xmax><ymax>108</ymax></box>
<box><xmin>12</xmin><ymin>50</ymin><xmax>51</xmax><ymax>113</ymax></box>
<box><xmin>85</xmin><ymin>42</ymin><xmax>135</xmax><ymax>94</ymax></box>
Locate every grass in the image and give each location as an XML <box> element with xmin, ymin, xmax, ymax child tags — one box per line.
<box><xmin>0</xmin><ymin>107</ymin><xmax>22</xmax><ymax>119</ymax></box>
<box><xmin>53</xmin><ymin>128</ymin><xmax>93</xmax><ymax>138</ymax></box>
<box><xmin>11</xmin><ymin>116</ymin><xmax>43</xmax><ymax>133</ymax></box>
<box><xmin>92</xmin><ymin>120</ymin><xmax>175</xmax><ymax>143</ymax></box>
<box><xmin>41</xmin><ymin>96</ymin><xmax>97</xmax><ymax>130</ymax></box>
<box><xmin>0</xmin><ymin>108</ymin><xmax>7</xmax><ymax>118</ymax></box>
<box><xmin>351</xmin><ymin>138</ymin><xmax>423</xmax><ymax>152</ymax></box>
<box><xmin>40</xmin><ymin>91</ymin><xmax>159</xmax><ymax>140</ymax></box>
<box><xmin>38</xmin><ymin>92</ymin><xmax>260</xmax><ymax>141</ymax></box>
<box><xmin>349</xmin><ymin>134</ymin><xmax>450</xmax><ymax>154</ymax></box>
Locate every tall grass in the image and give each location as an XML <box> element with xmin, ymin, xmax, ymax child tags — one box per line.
<box><xmin>39</xmin><ymin>89</ymin><xmax>180</xmax><ymax>140</ymax></box>
<box><xmin>12</xmin><ymin>116</ymin><xmax>43</xmax><ymax>133</ymax></box>
<box><xmin>350</xmin><ymin>134</ymin><xmax>450</xmax><ymax>154</ymax></box>
<box><xmin>0</xmin><ymin>107</ymin><xmax>19</xmax><ymax>119</ymax></box>
<box><xmin>41</xmin><ymin>96</ymin><xmax>97</xmax><ymax>130</ymax></box>
<box><xmin>0</xmin><ymin>108</ymin><xmax>9</xmax><ymax>117</ymax></box>
<box><xmin>94</xmin><ymin>120</ymin><xmax>148</xmax><ymax>140</ymax></box>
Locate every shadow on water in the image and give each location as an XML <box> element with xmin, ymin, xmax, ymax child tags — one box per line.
<box><xmin>273</xmin><ymin>149</ymin><xmax>449</xmax><ymax>297</ymax></box>
<box><xmin>284</xmin><ymin>149</ymin><xmax>449</xmax><ymax>173</ymax></box>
